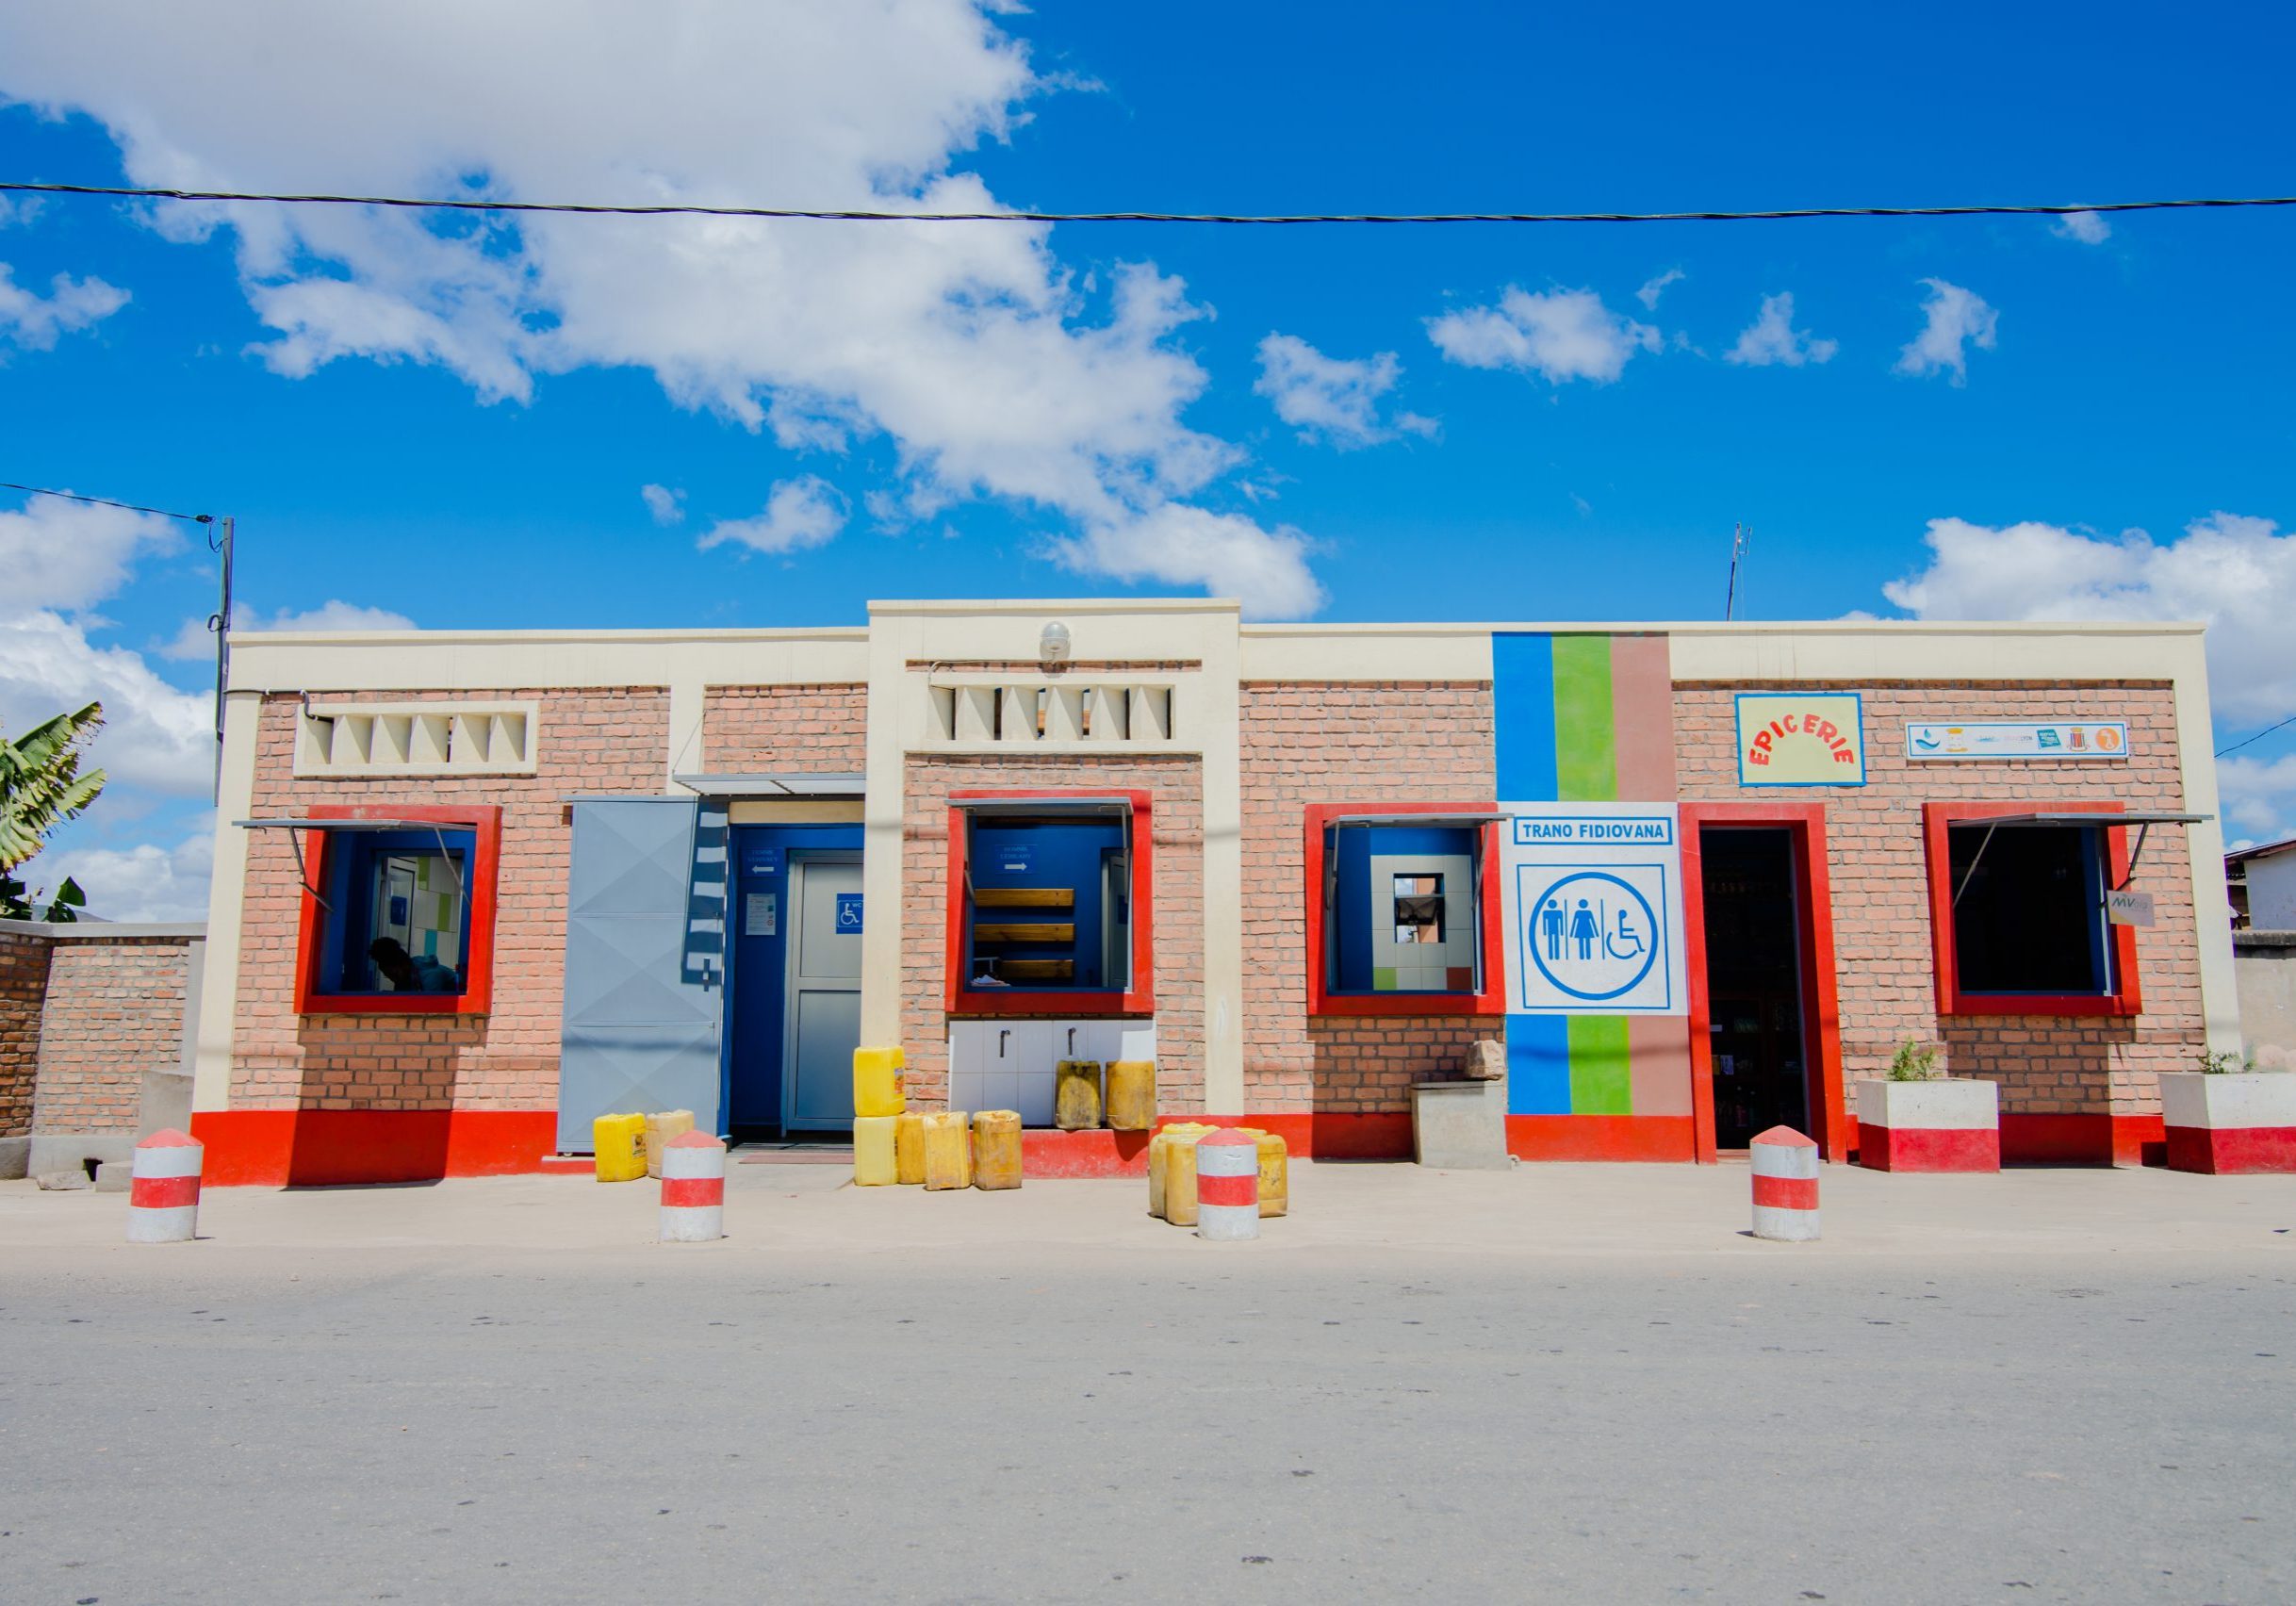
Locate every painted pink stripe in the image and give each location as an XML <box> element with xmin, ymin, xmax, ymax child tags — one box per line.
<box><xmin>1627</xmin><ymin>1016</ymin><xmax>1694</xmax><ymax>1118</ymax></box>
<box><xmin>1608</xmin><ymin>632</ymin><xmax>1678</xmax><ymax>802</ymax></box>
<box><xmin>661</xmin><ymin>1177</ymin><xmax>724</xmax><ymax>1207</ymax></box>
<box><xmin>130</xmin><ymin>1174</ymin><xmax>201</xmax><ymax>1209</ymax></box>
<box><xmin>1751</xmin><ymin>1174</ymin><xmax>1818</xmax><ymax>1211</ymax></box>
<box><xmin>1198</xmin><ymin>1172</ymin><xmax>1256</xmax><ymax>1208</ymax></box>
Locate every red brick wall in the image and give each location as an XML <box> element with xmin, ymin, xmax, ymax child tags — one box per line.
<box><xmin>1676</xmin><ymin>681</ymin><xmax>2202</xmax><ymax>1118</ymax></box>
<box><xmin>231</xmin><ymin>688</ymin><xmax>667</xmax><ymax>1112</ymax></box>
<box><xmin>1238</xmin><ymin>682</ymin><xmax>1498</xmax><ymax>1114</ymax></box>
<box><xmin>900</xmin><ymin>754</ymin><xmax>1204</xmax><ymax>1109</ymax></box>
<box><xmin>0</xmin><ymin>930</ymin><xmax>53</xmax><ymax>1138</ymax></box>
<box><xmin>703</xmin><ymin>684</ymin><xmax>867</xmax><ymax>772</ymax></box>
<box><xmin>31</xmin><ymin>937</ymin><xmax>190</xmax><ymax>1134</ymax></box>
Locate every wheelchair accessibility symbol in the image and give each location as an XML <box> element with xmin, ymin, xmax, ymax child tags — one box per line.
<box><xmin>1526</xmin><ymin>870</ymin><xmax>1661</xmax><ymax>1003</ymax></box>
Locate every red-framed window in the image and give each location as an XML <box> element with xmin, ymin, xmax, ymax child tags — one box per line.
<box><xmin>944</xmin><ymin>790</ymin><xmax>1156</xmax><ymax>1017</ymax></box>
<box><xmin>1922</xmin><ymin>800</ymin><xmax>2142</xmax><ymax>1018</ymax></box>
<box><xmin>1303</xmin><ymin>801</ymin><xmax>1506</xmax><ymax>1017</ymax></box>
<box><xmin>292</xmin><ymin>804</ymin><xmax>502</xmax><ymax>1016</ymax></box>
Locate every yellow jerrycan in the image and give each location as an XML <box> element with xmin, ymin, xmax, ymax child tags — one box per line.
<box><xmin>973</xmin><ymin>1110</ymin><xmax>1024</xmax><ymax>1190</ymax></box>
<box><xmin>1055</xmin><ymin>1061</ymin><xmax>1103</xmax><ymax>1131</ymax></box>
<box><xmin>592</xmin><ymin>1112</ymin><xmax>648</xmax><ymax>1182</ymax></box>
<box><xmin>1148</xmin><ymin>1122</ymin><xmax>1212</xmax><ymax>1220</ymax></box>
<box><xmin>643</xmin><ymin>1109</ymin><xmax>695</xmax><ymax>1179</ymax></box>
<box><xmin>894</xmin><ymin>1112</ymin><xmax>927</xmax><ymax>1185</ymax></box>
<box><xmin>853</xmin><ymin>1046</ymin><xmax>906</xmax><ymax>1119</ymax></box>
<box><xmin>923</xmin><ymin>1111</ymin><xmax>973</xmax><ymax>1190</ymax></box>
<box><xmin>1106</xmin><ymin>1060</ymin><xmax>1156</xmax><ymax>1131</ymax></box>
<box><xmin>853</xmin><ymin>1115</ymin><xmax>900</xmax><ymax>1186</ymax></box>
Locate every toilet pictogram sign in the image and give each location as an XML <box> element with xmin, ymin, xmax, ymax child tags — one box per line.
<box><xmin>1500</xmin><ymin>804</ymin><xmax>1687</xmax><ymax>1015</ymax></box>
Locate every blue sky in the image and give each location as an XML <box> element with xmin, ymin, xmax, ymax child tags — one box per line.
<box><xmin>2</xmin><ymin>1</ymin><xmax>2292</xmax><ymax>913</ymax></box>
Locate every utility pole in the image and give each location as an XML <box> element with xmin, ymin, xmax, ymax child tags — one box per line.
<box><xmin>1724</xmin><ymin>521</ymin><xmax>1750</xmax><ymax>621</ymax></box>
<box><xmin>207</xmin><ymin>515</ymin><xmax>235</xmax><ymax>798</ymax></box>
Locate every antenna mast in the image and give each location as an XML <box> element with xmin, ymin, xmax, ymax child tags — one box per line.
<box><xmin>1724</xmin><ymin>521</ymin><xmax>1751</xmax><ymax>620</ymax></box>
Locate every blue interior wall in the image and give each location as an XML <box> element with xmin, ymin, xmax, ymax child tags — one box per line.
<box><xmin>319</xmin><ymin>828</ymin><xmax>471</xmax><ymax>992</ymax></box>
<box><xmin>1330</xmin><ymin>824</ymin><xmax>1475</xmax><ymax>993</ymax></box>
<box><xmin>966</xmin><ymin>819</ymin><xmax>1123</xmax><ymax>989</ymax></box>
<box><xmin>728</xmin><ymin>823</ymin><xmax>862</xmax><ymax>1129</ymax></box>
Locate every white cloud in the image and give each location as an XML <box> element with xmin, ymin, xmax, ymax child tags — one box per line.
<box><xmin>1635</xmin><ymin>268</ymin><xmax>1684</xmax><ymax>310</ymax></box>
<box><xmin>1894</xmin><ymin>278</ymin><xmax>1997</xmax><ymax>384</ymax></box>
<box><xmin>1427</xmin><ymin>287</ymin><xmax>1660</xmax><ymax>385</ymax></box>
<box><xmin>1725</xmin><ymin>292</ymin><xmax>1838</xmax><ymax>368</ymax></box>
<box><xmin>1252</xmin><ymin>334</ymin><xmax>1436</xmax><ymax>449</ymax></box>
<box><xmin>159</xmin><ymin>599</ymin><xmax>418</xmax><ymax>661</ymax></box>
<box><xmin>20</xmin><ymin>827</ymin><xmax>214</xmax><ymax>922</ymax></box>
<box><xmin>697</xmin><ymin>475</ymin><xmax>848</xmax><ymax>556</ymax></box>
<box><xmin>2220</xmin><ymin>754</ymin><xmax>2296</xmax><ymax>843</ymax></box>
<box><xmin>1053</xmin><ymin>503</ymin><xmax>1324</xmax><ymax>620</ymax></box>
<box><xmin>0</xmin><ymin>263</ymin><xmax>127</xmax><ymax>350</ymax></box>
<box><xmin>641</xmin><ymin>483</ymin><xmax>685</xmax><ymax>525</ymax></box>
<box><xmin>0</xmin><ymin>493</ymin><xmax>181</xmax><ymax>613</ymax></box>
<box><xmin>0</xmin><ymin>3</ymin><xmax>1318</xmax><ymax>608</ymax></box>
<box><xmin>0</xmin><ymin>611</ymin><xmax>213</xmax><ymax>795</ymax></box>
<box><xmin>2054</xmin><ymin>210</ymin><xmax>2110</xmax><ymax>245</ymax></box>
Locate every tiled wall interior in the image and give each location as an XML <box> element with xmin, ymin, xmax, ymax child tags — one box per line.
<box><xmin>946</xmin><ymin>1018</ymin><xmax>1156</xmax><ymax>1124</ymax></box>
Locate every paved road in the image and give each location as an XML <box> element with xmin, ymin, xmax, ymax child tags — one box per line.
<box><xmin>4</xmin><ymin>1168</ymin><xmax>2291</xmax><ymax>1603</ymax></box>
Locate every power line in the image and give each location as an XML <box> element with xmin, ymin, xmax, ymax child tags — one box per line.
<box><xmin>7</xmin><ymin>179</ymin><xmax>2296</xmax><ymax>226</ymax></box>
<box><xmin>2217</xmin><ymin>713</ymin><xmax>2296</xmax><ymax>759</ymax></box>
<box><xmin>0</xmin><ymin>479</ymin><xmax>211</xmax><ymax>524</ymax></box>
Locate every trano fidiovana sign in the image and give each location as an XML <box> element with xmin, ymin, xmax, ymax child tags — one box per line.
<box><xmin>1735</xmin><ymin>692</ymin><xmax>1866</xmax><ymax>787</ymax></box>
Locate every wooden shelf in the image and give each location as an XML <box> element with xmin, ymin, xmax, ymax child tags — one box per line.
<box><xmin>973</xmin><ymin>887</ymin><xmax>1074</xmax><ymax>910</ymax></box>
<box><xmin>996</xmin><ymin>959</ymin><xmax>1075</xmax><ymax>982</ymax></box>
<box><xmin>974</xmin><ymin>923</ymin><xmax>1075</xmax><ymax>944</ymax></box>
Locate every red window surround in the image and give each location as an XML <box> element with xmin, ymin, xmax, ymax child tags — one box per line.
<box><xmin>944</xmin><ymin>790</ymin><xmax>1156</xmax><ymax>1018</ymax></box>
<box><xmin>1921</xmin><ymin>799</ymin><xmax>2142</xmax><ymax>1019</ymax></box>
<box><xmin>293</xmin><ymin>803</ymin><xmax>502</xmax><ymax>1016</ymax></box>
<box><xmin>1303</xmin><ymin>801</ymin><xmax>1507</xmax><ymax>1017</ymax></box>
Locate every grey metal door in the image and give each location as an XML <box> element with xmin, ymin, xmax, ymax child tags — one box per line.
<box><xmin>557</xmin><ymin>797</ymin><xmax>729</xmax><ymax>1150</ymax></box>
<box><xmin>782</xmin><ymin>855</ymin><xmax>863</xmax><ymax>1130</ymax></box>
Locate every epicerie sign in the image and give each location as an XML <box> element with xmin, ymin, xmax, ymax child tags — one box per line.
<box><xmin>1500</xmin><ymin>803</ymin><xmax>1687</xmax><ymax>1016</ymax></box>
<box><xmin>1735</xmin><ymin>693</ymin><xmax>1866</xmax><ymax>787</ymax></box>
<box><xmin>1905</xmin><ymin>721</ymin><xmax>2129</xmax><ymax>761</ymax></box>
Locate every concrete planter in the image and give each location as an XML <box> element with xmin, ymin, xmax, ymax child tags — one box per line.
<box><xmin>1411</xmin><ymin>1078</ymin><xmax>1509</xmax><ymax>1170</ymax></box>
<box><xmin>1855</xmin><ymin>1078</ymin><xmax>2000</xmax><ymax>1172</ymax></box>
<box><xmin>2160</xmin><ymin>1072</ymin><xmax>2296</xmax><ymax>1174</ymax></box>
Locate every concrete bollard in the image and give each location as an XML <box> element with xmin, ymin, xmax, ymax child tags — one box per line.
<box><xmin>1749</xmin><ymin>1125</ymin><xmax>1820</xmax><ymax>1241</ymax></box>
<box><xmin>659</xmin><ymin>1131</ymin><xmax>726</xmax><ymax>1243</ymax></box>
<box><xmin>1194</xmin><ymin>1129</ymin><xmax>1261</xmax><ymax>1241</ymax></box>
<box><xmin>126</xmin><ymin>1128</ymin><xmax>204</xmax><ymax>1244</ymax></box>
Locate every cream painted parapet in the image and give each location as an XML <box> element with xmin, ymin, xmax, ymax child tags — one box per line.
<box><xmin>191</xmin><ymin>689</ymin><xmax>263</xmax><ymax>1113</ymax></box>
<box><xmin>226</xmin><ymin>626</ymin><xmax>870</xmax><ymax>696</ymax></box>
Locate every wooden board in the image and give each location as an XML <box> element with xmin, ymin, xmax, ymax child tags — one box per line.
<box><xmin>996</xmin><ymin>959</ymin><xmax>1075</xmax><ymax>982</ymax></box>
<box><xmin>973</xmin><ymin>887</ymin><xmax>1074</xmax><ymax>909</ymax></box>
<box><xmin>974</xmin><ymin>923</ymin><xmax>1075</xmax><ymax>944</ymax></box>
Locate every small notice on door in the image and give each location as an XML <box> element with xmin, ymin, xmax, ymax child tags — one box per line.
<box><xmin>746</xmin><ymin>892</ymin><xmax>778</xmax><ymax>937</ymax></box>
<box><xmin>2106</xmin><ymin>889</ymin><xmax>2155</xmax><ymax>926</ymax></box>
<box><xmin>835</xmin><ymin>893</ymin><xmax>865</xmax><ymax>932</ymax></box>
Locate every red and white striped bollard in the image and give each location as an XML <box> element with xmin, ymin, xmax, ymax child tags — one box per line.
<box><xmin>126</xmin><ymin>1128</ymin><xmax>204</xmax><ymax>1244</ymax></box>
<box><xmin>659</xmin><ymin>1131</ymin><xmax>726</xmax><ymax>1242</ymax></box>
<box><xmin>1750</xmin><ymin>1124</ymin><xmax>1819</xmax><ymax>1241</ymax></box>
<box><xmin>1195</xmin><ymin>1129</ymin><xmax>1260</xmax><ymax>1241</ymax></box>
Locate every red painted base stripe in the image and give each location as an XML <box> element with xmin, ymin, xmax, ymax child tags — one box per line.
<box><xmin>1197</xmin><ymin>1172</ymin><xmax>1256</xmax><ymax>1207</ymax></box>
<box><xmin>2166</xmin><ymin>1124</ymin><xmax>2296</xmax><ymax>1174</ymax></box>
<box><xmin>129</xmin><ymin>1175</ymin><xmax>202</xmax><ymax>1209</ymax></box>
<box><xmin>1858</xmin><ymin>1124</ymin><xmax>2000</xmax><ymax>1172</ymax></box>
<box><xmin>660</xmin><ymin>1178</ymin><xmax>724</xmax><ymax>1207</ymax></box>
<box><xmin>1506</xmin><ymin>1114</ymin><xmax>1697</xmax><ymax>1163</ymax></box>
<box><xmin>189</xmin><ymin>1109</ymin><xmax>558</xmax><ymax>1187</ymax></box>
<box><xmin>1751</xmin><ymin>1174</ymin><xmax>1819</xmax><ymax>1210</ymax></box>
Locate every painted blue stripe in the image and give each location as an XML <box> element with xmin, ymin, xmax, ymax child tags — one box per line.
<box><xmin>1492</xmin><ymin>631</ymin><xmax>1557</xmax><ymax>802</ymax></box>
<box><xmin>1505</xmin><ymin>1014</ymin><xmax>1572</xmax><ymax>1115</ymax></box>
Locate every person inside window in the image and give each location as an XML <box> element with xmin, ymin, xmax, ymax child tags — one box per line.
<box><xmin>369</xmin><ymin>936</ymin><xmax>459</xmax><ymax>993</ymax></box>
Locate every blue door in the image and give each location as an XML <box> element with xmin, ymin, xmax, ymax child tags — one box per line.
<box><xmin>727</xmin><ymin>823</ymin><xmax>865</xmax><ymax>1135</ymax></box>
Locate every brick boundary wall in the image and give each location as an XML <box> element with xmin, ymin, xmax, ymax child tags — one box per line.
<box><xmin>0</xmin><ymin>929</ymin><xmax>54</xmax><ymax>1139</ymax></box>
<box><xmin>232</xmin><ymin>687</ymin><xmax>667</xmax><ymax>1114</ymax></box>
<box><xmin>1238</xmin><ymin>681</ymin><xmax>1498</xmax><ymax>1115</ymax></box>
<box><xmin>1675</xmin><ymin>680</ymin><xmax>2203</xmax><ymax>1121</ymax></box>
<box><xmin>702</xmin><ymin>684</ymin><xmax>867</xmax><ymax>774</ymax></box>
<box><xmin>900</xmin><ymin>753</ymin><xmax>1205</xmax><ymax>1110</ymax></box>
<box><xmin>31</xmin><ymin>936</ymin><xmax>191</xmax><ymax>1135</ymax></box>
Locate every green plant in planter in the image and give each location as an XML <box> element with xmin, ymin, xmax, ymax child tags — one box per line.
<box><xmin>2198</xmin><ymin>1048</ymin><xmax>2257</xmax><ymax>1074</ymax></box>
<box><xmin>1888</xmin><ymin>1040</ymin><xmax>1943</xmax><ymax>1081</ymax></box>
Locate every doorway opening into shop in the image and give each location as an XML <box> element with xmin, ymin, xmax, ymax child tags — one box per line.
<box><xmin>1698</xmin><ymin>828</ymin><xmax>1809</xmax><ymax>1148</ymax></box>
<box><xmin>726</xmin><ymin>824</ymin><xmax>864</xmax><ymax>1142</ymax></box>
<box><xmin>1681</xmin><ymin>803</ymin><xmax>1846</xmax><ymax>1162</ymax></box>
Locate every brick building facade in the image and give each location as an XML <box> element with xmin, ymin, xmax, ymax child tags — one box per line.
<box><xmin>184</xmin><ymin>604</ymin><xmax>2239</xmax><ymax>1183</ymax></box>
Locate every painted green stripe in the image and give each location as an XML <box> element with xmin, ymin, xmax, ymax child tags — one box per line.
<box><xmin>1550</xmin><ymin>634</ymin><xmax>1617</xmax><ymax>802</ymax></box>
<box><xmin>1566</xmin><ymin>1015</ymin><xmax>1633</xmax><ymax>1115</ymax></box>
